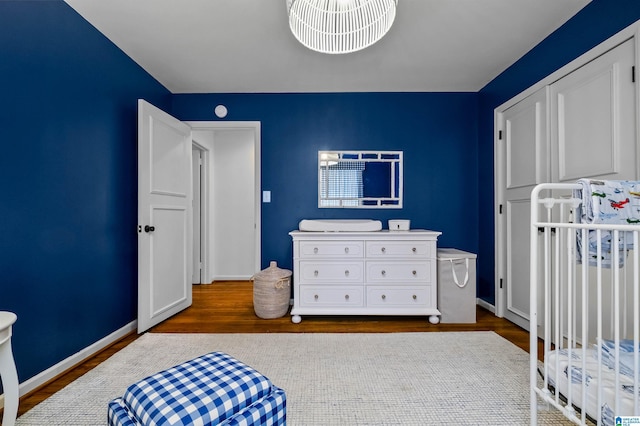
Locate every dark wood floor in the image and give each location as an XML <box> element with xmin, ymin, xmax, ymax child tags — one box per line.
<box><xmin>14</xmin><ymin>281</ymin><xmax>535</xmax><ymax>417</ymax></box>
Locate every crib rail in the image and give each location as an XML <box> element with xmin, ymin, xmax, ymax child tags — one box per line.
<box><xmin>530</xmin><ymin>183</ymin><xmax>640</xmax><ymax>426</ymax></box>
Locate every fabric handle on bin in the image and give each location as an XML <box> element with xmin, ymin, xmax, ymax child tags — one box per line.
<box><xmin>447</xmin><ymin>258</ymin><xmax>469</xmax><ymax>288</ymax></box>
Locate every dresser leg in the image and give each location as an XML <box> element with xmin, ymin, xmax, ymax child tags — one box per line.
<box><xmin>0</xmin><ymin>338</ymin><xmax>18</xmax><ymax>426</ymax></box>
<box><xmin>291</xmin><ymin>315</ymin><xmax>302</xmax><ymax>324</ymax></box>
<box><xmin>428</xmin><ymin>315</ymin><xmax>440</xmax><ymax>325</ymax></box>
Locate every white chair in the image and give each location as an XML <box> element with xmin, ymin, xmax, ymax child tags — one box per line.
<box><xmin>0</xmin><ymin>312</ymin><xmax>18</xmax><ymax>426</ymax></box>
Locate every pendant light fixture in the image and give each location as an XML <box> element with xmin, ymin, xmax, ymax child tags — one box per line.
<box><xmin>286</xmin><ymin>0</ymin><xmax>397</xmax><ymax>54</ymax></box>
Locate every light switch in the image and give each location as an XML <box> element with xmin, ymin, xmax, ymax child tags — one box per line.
<box><xmin>263</xmin><ymin>191</ymin><xmax>271</xmax><ymax>203</ymax></box>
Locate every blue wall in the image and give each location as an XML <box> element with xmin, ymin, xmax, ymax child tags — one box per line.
<box><xmin>2</xmin><ymin>0</ymin><xmax>640</xmax><ymax>389</ymax></box>
<box><xmin>172</xmin><ymin>93</ymin><xmax>479</xmax><ymax>270</ymax></box>
<box><xmin>476</xmin><ymin>0</ymin><xmax>640</xmax><ymax>304</ymax></box>
<box><xmin>0</xmin><ymin>1</ymin><xmax>170</xmax><ymax>382</ymax></box>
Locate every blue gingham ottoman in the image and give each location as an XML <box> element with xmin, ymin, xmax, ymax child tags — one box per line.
<box><xmin>107</xmin><ymin>351</ymin><xmax>286</xmax><ymax>426</ymax></box>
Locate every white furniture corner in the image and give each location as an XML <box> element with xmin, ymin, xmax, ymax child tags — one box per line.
<box><xmin>0</xmin><ymin>311</ymin><xmax>18</xmax><ymax>426</ymax></box>
<box><xmin>289</xmin><ymin>229</ymin><xmax>441</xmax><ymax>324</ymax></box>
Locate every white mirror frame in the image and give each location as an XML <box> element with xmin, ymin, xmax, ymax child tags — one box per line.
<box><xmin>318</xmin><ymin>150</ymin><xmax>403</xmax><ymax>209</ymax></box>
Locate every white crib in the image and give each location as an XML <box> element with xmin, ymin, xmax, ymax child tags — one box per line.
<box><xmin>530</xmin><ymin>182</ymin><xmax>640</xmax><ymax>425</ymax></box>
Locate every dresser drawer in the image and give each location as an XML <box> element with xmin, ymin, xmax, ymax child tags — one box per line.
<box><xmin>299</xmin><ymin>261</ymin><xmax>364</xmax><ymax>282</ymax></box>
<box><xmin>367</xmin><ymin>286</ymin><xmax>431</xmax><ymax>307</ymax></box>
<box><xmin>366</xmin><ymin>241</ymin><xmax>432</xmax><ymax>257</ymax></box>
<box><xmin>366</xmin><ymin>261</ymin><xmax>432</xmax><ymax>283</ymax></box>
<box><xmin>299</xmin><ymin>285</ymin><xmax>364</xmax><ymax>307</ymax></box>
<box><xmin>299</xmin><ymin>241</ymin><xmax>363</xmax><ymax>258</ymax></box>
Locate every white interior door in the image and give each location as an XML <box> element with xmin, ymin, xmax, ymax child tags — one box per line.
<box><xmin>498</xmin><ymin>87</ymin><xmax>548</xmax><ymax>332</ymax></box>
<box><xmin>138</xmin><ymin>99</ymin><xmax>193</xmax><ymax>333</ymax></box>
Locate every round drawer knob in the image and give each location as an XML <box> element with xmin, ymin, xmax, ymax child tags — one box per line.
<box><xmin>314</xmin><ymin>247</ymin><xmax>318</xmax><ymax>254</ymax></box>
<box><xmin>381</xmin><ymin>270</ymin><xmax>386</xmax><ymax>276</ymax></box>
<box><xmin>344</xmin><ymin>247</ymin><xmax>349</xmax><ymax>254</ymax></box>
<box><xmin>412</xmin><ymin>270</ymin><xmax>417</xmax><ymax>276</ymax></box>
<box><xmin>381</xmin><ymin>247</ymin><xmax>386</xmax><ymax>253</ymax></box>
<box><xmin>412</xmin><ymin>247</ymin><xmax>417</xmax><ymax>253</ymax></box>
<box><xmin>345</xmin><ymin>270</ymin><xmax>350</xmax><ymax>276</ymax></box>
<box><xmin>314</xmin><ymin>270</ymin><xmax>318</xmax><ymax>277</ymax></box>
<box><xmin>314</xmin><ymin>294</ymin><xmax>319</xmax><ymax>300</ymax></box>
<box><xmin>345</xmin><ymin>294</ymin><xmax>349</xmax><ymax>300</ymax></box>
<box><xmin>381</xmin><ymin>294</ymin><xmax>386</xmax><ymax>300</ymax></box>
<box><xmin>412</xmin><ymin>294</ymin><xmax>417</xmax><ymax>300</ymax></box>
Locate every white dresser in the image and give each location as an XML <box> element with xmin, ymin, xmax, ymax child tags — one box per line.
<box><xmin>289</xmin><ymin>230</ymin><xmax>442</xmax><ymax>324</ymax></box>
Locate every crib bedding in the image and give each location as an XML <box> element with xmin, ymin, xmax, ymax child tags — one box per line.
<box><xmin>545</xmin><ymin>348</ymin><xmax>637</xmax><ymax>425</ymax></box>
<box><xmin>574</xmin><ymin>179</ymin><xmax>640</xmax><ymax>267</ymax></box>
<box><xmin>575</xmin><ymin>179</ymin><xmax>640</xmax><ymax>225</ymax></box>
<box><xmin>599</xmin><ymin>339</ymin><xmax>640</xmax><ymax>378</ymax></box>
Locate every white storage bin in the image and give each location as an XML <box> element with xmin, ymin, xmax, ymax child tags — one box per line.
<box><xmin>437</xmin><ymin>248</ymin><xmax>477</xmax><ymax>323</ymax></box>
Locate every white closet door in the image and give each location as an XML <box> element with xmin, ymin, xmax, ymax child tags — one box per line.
<box><xmin>551</xmin><ymin>38</ymin><xmax>636</xmax><ymax>182</ymax></box>
<box><xmin>496</xmin><ymin>36</ymin><xmax>636</xmax><ymax>333</ymax></box>
<box><xmin>499</xmin><ymin>87</ymin><xmax>548</xmax><ymax>332</ymax></box>
<box><xmin>550</xmin><ymin>39</ymin><xmax>636</xmax><ymax>342</ymax></box>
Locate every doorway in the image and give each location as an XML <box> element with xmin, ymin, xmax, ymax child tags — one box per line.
<box><xmin>189</xmin><ymin>121</ymin><xmax>261</xmax><ymax>283</ymax></box>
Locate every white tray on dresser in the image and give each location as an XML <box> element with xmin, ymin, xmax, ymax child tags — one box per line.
<box><xmin>289</xmin><ymin>229</ymin><xmax>442</xmax><ymax>324</ymax></box>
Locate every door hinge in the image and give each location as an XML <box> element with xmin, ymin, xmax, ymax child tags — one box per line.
<box><xmin>498</xmin><ymin>130</ymin><xmax>503</xmax><ymax>140</ymax></box>
<box><xmin>539</xmin><ymin>226</ymin><xmax>557</xmax><ymax>234</ymax></box>
<box><xmin>633</xmin><ymin>66</ymin><xmax>636</xmax><ymax>83</ymax></box>
<box><xmin>500</xmin><ymin>278</ymin><xmax>503</xmax><ymax>289</ymax></box>
<box><xmin>499</xmin><ymin>204</ymin><xmax>503</xmax><ymax>214</ymax></box>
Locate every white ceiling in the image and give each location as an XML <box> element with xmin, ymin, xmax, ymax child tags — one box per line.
<box><xmin>63</xmin><ymin>0</ymin><xmax>591</xmax><ymax>94</ymax></box>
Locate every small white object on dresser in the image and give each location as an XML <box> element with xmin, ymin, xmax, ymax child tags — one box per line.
<box><xmin>289</xmin><ymin>229</ymin><xmax>442</xmax><ymax>324</ymax></box>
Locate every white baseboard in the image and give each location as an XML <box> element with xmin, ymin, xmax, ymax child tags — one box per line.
<box><xmin>1</xmin><ymin>320</ymin><xmax>137</xmax><ymax>407</ymax></box>
<box><xmin>476</xmin><ymin>298</ymin><xmax>495</xmax><ymax>313</ymax></box>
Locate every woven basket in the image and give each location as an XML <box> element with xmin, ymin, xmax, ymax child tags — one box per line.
<box><xmin>252</xmin><ymin>261</ymin><xmax>292</xmax><ymax>319</ymax></box>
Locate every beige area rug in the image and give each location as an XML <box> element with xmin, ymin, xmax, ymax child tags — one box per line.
<box><xmin>17</xmin><ymin>331</ymin><xmax>574</xmax><ymax>425</ymax></box>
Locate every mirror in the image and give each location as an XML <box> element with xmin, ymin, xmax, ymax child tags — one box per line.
<box><xmin>318</xmin><ymin>150</ymin><xmax>403</xmax><ymax>208</ymax></box>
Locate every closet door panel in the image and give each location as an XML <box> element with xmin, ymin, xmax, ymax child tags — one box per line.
<box><xmin>551</xmin><ymin>38</ymin><xmax>636</xmax><ymax>182</ymax></box>
<box><xmin>557</xmin><ymin>72</ymin><xmax>614</xmax><ymax>178</ymax></box>
<box><xmin>506</xmin><ymin>101</ymin><xmax>540</xmax><ymax>188</ymax></box>
<box><xmin>506</xmin><ymin>199</ymin><xmax>532</xmax><ymax>321</ymax></box>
